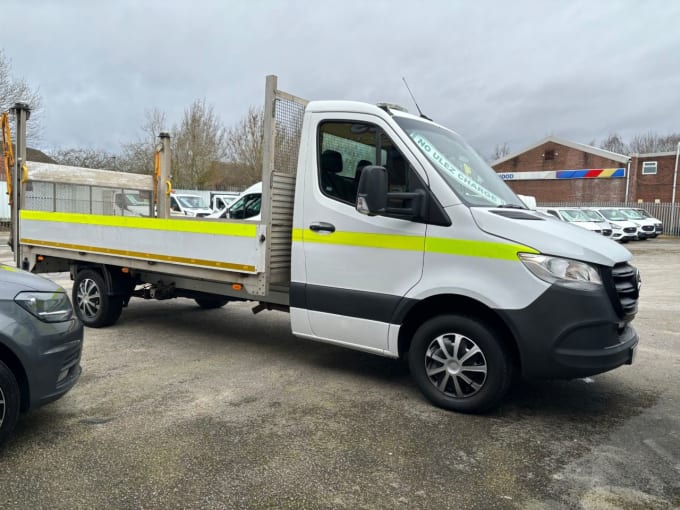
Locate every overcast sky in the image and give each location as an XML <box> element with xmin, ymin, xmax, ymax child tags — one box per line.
<box><xmin>3</xmin><ymin>0</ymin><xmax>680</xmax><ymax>159</ymax></box>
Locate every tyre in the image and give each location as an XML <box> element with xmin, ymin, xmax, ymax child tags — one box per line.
<box><xmin>408</xmin><ymin>314</ymin><xmax>512</xmax><ymax>413</ymax></box>
<box><xmin>0</xmin><ymin>360</ymin><xmax>20</xmax><ymax>446</ymax></box>
<box><xmin>72</xmin><ymin>269</ymin><xmax>124</xmax><ymax>328</ymax></box>
<box><xmin>194</xmin><ymin>297</ymin><xmax>230</xmax><ymax>309</ymax></box>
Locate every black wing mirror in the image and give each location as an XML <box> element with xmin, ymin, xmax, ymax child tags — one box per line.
<box><xmin>356</xmin><ymin>165</ymin><xmax>388</xmax><ymax>215</ymax></box>
<box><xmin>356</xmin><ymin>165</ymin><xmax>428</xmax><ymax>220</ymax></box>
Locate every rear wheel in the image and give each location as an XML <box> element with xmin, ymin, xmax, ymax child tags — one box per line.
<box><xmin>0</xmin><ymin>360</ymin><xmax>20</xmax><ymax>446</ymax></box>
<box><xmin>194</xmin><ymin>297</ymin><xmax>230</xmax><ymax>309</ymax></box>
<box><xmin>408</xmin><ymin>314</ymin><xmax>512</xmax><ymax>413</ymax></box>
<box><xmin>72</xmin><ymin>269</ymin><xmax>123</xmax><ymax>327</ymax></box>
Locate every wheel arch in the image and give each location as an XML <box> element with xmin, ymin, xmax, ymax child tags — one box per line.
<box><xmin>397</xmin><ymin>293</ymin><xmax>522</xmax><ymax>372</ymax></box>
<box><xmin>70</xmin><ymin>263</ymin><xmax>133</xmax><ymax>296</ymax></box>
<box><xmin>0</xmin><ymin>341</ymin><xmax>30</xmax><ymax>412</ymax></box>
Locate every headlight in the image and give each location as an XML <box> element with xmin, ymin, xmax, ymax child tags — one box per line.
<box><xmin>611</xmin><ymin>224</ymin><xmax>622</xmax><ymax>230</ymax></box>
<box><xmin>518</xmin><ymin>253</ymin><xmax>602</xmax><ymax>289</ymax></box>
<box><xmin>15</xmin><ymin>291</ymin><xmax>73</xmax><ymax>322</ymax></box>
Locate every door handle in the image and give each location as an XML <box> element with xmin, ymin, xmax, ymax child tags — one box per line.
<box><xmin>309</xmin><ymin>222</ymin><xmax>336</xmax><ymax>233</ymax></box>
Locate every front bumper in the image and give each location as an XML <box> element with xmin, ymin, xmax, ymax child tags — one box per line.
<box><xmin>499</xmin><ymin>284</ymin><xmax>638</xmax><ymax>380</ymax></box>
<box><xmin>25</xmin><ymin>317</ymin><xmax>84</xmax><ymax>409</ymax></box>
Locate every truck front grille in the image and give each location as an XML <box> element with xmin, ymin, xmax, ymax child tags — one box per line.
<box><xmin>623</xmin><ymin>227</ymin><xmax>636</xmax><ymax>233</ymax></box>
<box><xmin>642</xmin><ymin>225</ymin><xmax>654</xmax><ymax>232</ymax></box>
<box><xmin>606</xmin><ymin>263</ymin><xmax>639</xmax><ymax>321</ymax></box>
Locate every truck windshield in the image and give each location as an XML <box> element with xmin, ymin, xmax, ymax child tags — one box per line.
<box><xmin>177</xmin><ymin>196</ymin><xmax>208</xmax><ymax>209</ymax></box>
<box><xmin>126</xmin><ymin>194</ymin><xmax>150</xmax><ymax>206</ymax></box>
<box><xmin>635</xmin><ymin>209</ymin><xmax>653</xmax><ymax>219</ymax></box>
<box><xmin>393</xmin><ymin>116</ymin><xmax>524</xmax><ymax>208</ymax></box>
<box><xmin>581</xmin><ymin>209</ymin><xmax>605</xmax><ymax>222</ymax></box>
<box><xmin>620</xmin><ymin>209</ymin><xmax>644</xmax><ymax>220</ymax></box>
<box><xmin>599</xmin><ymin>209</ymin><xmax>627</xmax><ymax>221</ymax></box>
<box><xmin>559</xmin><ymin>209</ymin><xmax>590</xmax><ymax>222</ymax></box>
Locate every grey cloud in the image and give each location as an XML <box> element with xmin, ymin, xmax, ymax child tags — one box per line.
<box><xmin>2</xmin><ymin>0</ymin><xmax>679</xmax><ymax>157</ymax></box>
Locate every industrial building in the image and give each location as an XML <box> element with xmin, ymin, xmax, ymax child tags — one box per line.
<box><xmin>491</xmin><ymin>136</ymin><xmax>679</xmax><ymax>204</ymax></box>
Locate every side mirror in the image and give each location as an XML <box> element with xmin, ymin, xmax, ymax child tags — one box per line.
<box><xmin>356</xmin><ymin>165</ymin><xmax>388</xmax><ymax>215</ymax></box>
<box><xmin>356</xmin><ymin>165</ymin><xmax>428</xmax><ymax>221</ymax></box>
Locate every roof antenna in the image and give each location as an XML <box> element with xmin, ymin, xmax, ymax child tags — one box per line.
<box><xmin>402</xmin><ymin>77</ymin><xmax>431</xmax><ymax>121</ymax></box>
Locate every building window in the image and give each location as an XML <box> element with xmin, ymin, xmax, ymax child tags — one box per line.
<box><xmin>642</xmin><ymin>161</ymin><xmax>657</xmax><ymax>175</ymax></box>
<box><xmin>544</xmin><ymin>150</ymin><xmax>555</xmax><ymax>161</ymax></box>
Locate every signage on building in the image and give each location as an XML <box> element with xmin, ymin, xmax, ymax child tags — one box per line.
<box><xmin>498</xmin><ymin>168</ymin><xmax>625</xmax><ymax>180</ymax></box>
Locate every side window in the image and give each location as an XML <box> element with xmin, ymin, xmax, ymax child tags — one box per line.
<box><xmin>228</xmin><ymin>196</ymin><xmax>246</xmax><ymax>219</ymax></box>
<box><xmin>170</xmin><ymin>196</ymin><xmax>180</xmax><ymax>212</ymax></box>
<box><xmin>547</xmin><ymin>210</ymin><xmax>559</xmax><ymax>219</ymax></box>
<box><xmin>641</xmin><ymin>161</ymin><xmax>657</xmax><ymax>175</ymax></box>
<box><xmin>317</xmin><ymin>121</ymin><xmax>420</xmax><ymax>212</ymax></box>
<box><xmin>244</xmin><ymin>195</ymin><xmax>262</xmax><ymax>218</ymax></box>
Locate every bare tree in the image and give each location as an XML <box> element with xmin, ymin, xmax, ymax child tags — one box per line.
<box><xmin>171</xmin><ymin>99</ymin><xmax>228</xmax><ymax>188</ymax></box>
<box><xmin>0</xmin><ymin>49</ymin><xmax>43</xmax><ymax>141</ymax></box>
<box><xmin>491</xmin><ymin>142</ymin><xmax>511</xmax><ymax>161</ymax></box>
<box><xmin>49</xmin><ymin>147</ymin><xmax>118</xmax><ymax>169</ymax></box>
<box><xmin>224</xmin><ymin>106</ymin><xmax>263</xmax><ymax>184</ymax></box>
<box><xmin>121</xmin><ymin>108</ymin><xmax>167</xmax><ymax>175</ymax></box>
<box><xmin>660</xmin><ymin>133</ymin><xmax>680</xmax><ymax>152</ymax></box>
<box><xmin>599</xmin><ymin>133</ymin><xmax>628</xmax><ymax>155</ymax></box>
<box><xmin>628</xmin><ymin>131</ymin><xmax>680</xmax><ymax>154</ymax></box>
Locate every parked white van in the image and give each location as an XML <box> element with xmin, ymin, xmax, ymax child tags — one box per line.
<box><xmin>589</xmin><ymin>208</ymin><xmax>639</xmax><ymax>242</ymax></box>
<box><xmin>208</xmin><ymin>182</ymin><xmax>262</xmax><ymax>221</ymax></box>
<box><xmin>169</xmin><ymin>193</ymin><xmax>213</xmax><ymax>217</ymax></box>
<box><xmin>537</xmin><ymin>207</ymin><xmax>611</xmax><ymax>237</ymax></box>
<box><xmin>619</xmin><ymin>208</ymin><xmax>661</xmax><ymax>238</ymax></box>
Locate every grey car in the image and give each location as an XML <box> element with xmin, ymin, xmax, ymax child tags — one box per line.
<box><xmin>0</xmin><ymin>264</ymin><xmax>83</xmax><ymax>445</ymax></box>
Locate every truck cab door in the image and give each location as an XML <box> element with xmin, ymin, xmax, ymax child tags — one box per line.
<box><xmin>291</xmin><ymin>115</ymin><xmax>427</xmax><ymax>355</ymax></box>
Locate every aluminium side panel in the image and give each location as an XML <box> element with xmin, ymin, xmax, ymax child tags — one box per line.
<box><xmin>19</xmin><ymin>210</ymin><xmax>268</xmax><ymax>293</ymax></box>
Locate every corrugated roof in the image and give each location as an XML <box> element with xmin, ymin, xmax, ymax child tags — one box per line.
<box><xmin>492</xmin><ymin>136</ymin><xmax>630</xmax><ymax>166</ymax></box>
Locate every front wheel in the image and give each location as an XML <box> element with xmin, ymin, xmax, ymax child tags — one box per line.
<box><xmin>72</xmin><ymin>269</ymin><xmax>123</xmax><ymax>328</ymax></box>
<box><xmin>408</xmin><ymin>314</ymin><xmax>512</xmax><ymax>413</ymax></box>
<box><xmin>0</xmin><ymin>360</ymin><xmax>20</xmax><ymax>446</ymax></box>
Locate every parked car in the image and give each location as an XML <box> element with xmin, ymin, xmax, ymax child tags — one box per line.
<box><xmin>619</xmin><ymin>208</ymin><xmax>661</xmax><ymax>238</ymax></box>
<box><xmin>208</xmin><ymin>182</ymin><xmax>262</xmax><ymax>221</ymax></box>
<box><xmin>0</xmin><ymin>264</ymin><xmax>83</xmax><ymax>445</ymax></box>
<box><xmin>537</xmin><ymin>207</ymin><xmax>611</xmax><ymax>237</ymax></box>
<box><xmin>578</xmin><ymin>208</ymin><xmax>613</xmax><ymax>237</ymax></box>
<box><xmin>169</xmin><ymin>193</ymin><xmax>213</xmax><ymax>217</ymax></box>
<box><xmin>588</xmin><ymin>208</ymin><xmax>639</xmax><ymax>242</ymax></box>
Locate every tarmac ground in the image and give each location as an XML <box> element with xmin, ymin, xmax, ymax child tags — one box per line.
<box><xmin>0</xmin><ymin>234</ymin><xmax>678</xmax><ymax>509</ymax></box>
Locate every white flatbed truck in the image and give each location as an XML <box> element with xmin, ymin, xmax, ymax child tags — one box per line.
<box><xmin>5</xmin><ymin>77</ymin><xmax>640</xmax><ymax>412</ymax></box>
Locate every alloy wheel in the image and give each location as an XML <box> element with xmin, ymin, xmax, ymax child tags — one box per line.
<box><xmin>76</xmin><ymin>278</ymin><xmax>101</xmax><ymax>320</ymax></box>
<box><xmin>424</xmin><ymin>332</ymin><xmax>488</xmax><ymax>398</ymax></box>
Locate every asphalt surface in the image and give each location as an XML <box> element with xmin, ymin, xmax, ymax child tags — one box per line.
<box><xmin>0</xmin><ymin>234</ymin><xmax>678</xmax><ymax>509</ymax></box>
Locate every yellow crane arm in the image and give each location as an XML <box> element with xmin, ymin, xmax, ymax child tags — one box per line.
<box><xmin>1</xmin><ymin>111</ymin><xmax>15</xmax><ymax>204</ymax></box>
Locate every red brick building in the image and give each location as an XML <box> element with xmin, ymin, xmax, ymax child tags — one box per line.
<box><xmin>492</xmin><ymin>136</ymin><xmax>679</xmax><ymax>204</ymax></box>
<box><xmin>629</xmin><ymin>152</ymin><xmax>679</xmax><ymax>203</ymax></box>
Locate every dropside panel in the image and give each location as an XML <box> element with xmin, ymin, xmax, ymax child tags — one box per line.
<box><xmin>20</xmin><ymin>210</ymin><xmax>266</xmax><ymax>276</ymax></box>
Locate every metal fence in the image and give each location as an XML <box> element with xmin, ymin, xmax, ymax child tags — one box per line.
<box><xmin>539</xmin><ymin>201</ymin><xmax>680</xmax><ymax>236</ymax></box>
